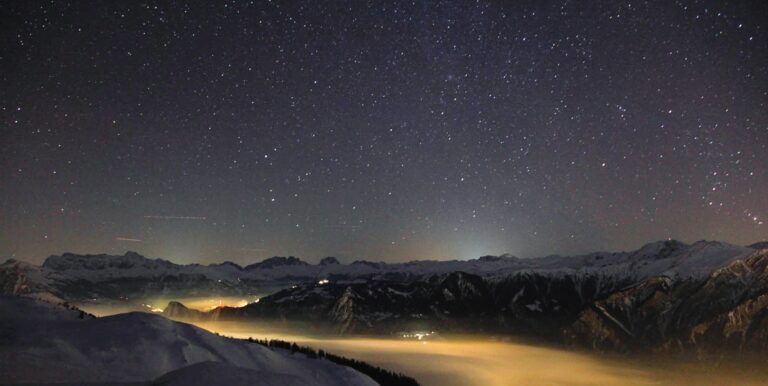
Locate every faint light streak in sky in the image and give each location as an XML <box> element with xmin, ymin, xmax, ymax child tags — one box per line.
<box><xmin>115</xmin><ymin>237</ymin><xmax>143</xmax><ymax>242</ymax></box>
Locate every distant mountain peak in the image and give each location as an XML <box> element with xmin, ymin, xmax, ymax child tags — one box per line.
<box><xmin>351</xmin><ymin>260</ymin><xmax>381</xmax><ymax>268</ymax></box>
<box><xmin>245</xmin><ymin>256</ymin><xmax>308</xmax><ymax>270</ymax></box>
<box><xmin>42</xmin><ymin>251</ymin><xmax>174</xmax><ymax>272</ymax></box>
<box><xmin>210</xmin><ymin>261</ymin><xmax>243</xmax><ymax>270</ymax></box>
<box><xmin>691</xmin><ymin>239</ymin><xmax>731</xmax><ymax>248</ymax></box>
<box><xmin>749</xmin><ymin>241</ymin><xmax>768</xmax><ymax>250</ymax></box>
<box><xmin>475</xmin><ymin>254</ymin><xmax>516</xmax><ymax>262</ymax></box>
<box><xmin>636</xmin><ymin>239</ymin><xmax>687</xmax><ymax>252</ymax></box>
<box><xmin>319</xmin><ymin>257</ymin><xmax>340</xmax><ymax>265</ymax></box>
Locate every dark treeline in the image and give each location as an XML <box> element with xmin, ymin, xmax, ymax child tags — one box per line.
<box><xmin>247</xmin><ymin>337</ymin><xmax>420</xmax><ymax>386</ymax></box>
<box><xmin>59</xmin><ymin>301</ymin><xmax>96</xmax><ymax>319</ymax></box>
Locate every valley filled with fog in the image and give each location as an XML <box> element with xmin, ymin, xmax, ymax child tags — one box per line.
<box><xmin>75</xmin><ymin>295</ymin><xmax>262</xmax><ymax>316</ymax></box>
<box><xmin>78</xmin><ymin>299</ymin><xmax>768</xmax><ymax>386</ymax></box>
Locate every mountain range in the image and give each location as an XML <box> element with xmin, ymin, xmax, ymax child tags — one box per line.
<box><xmin>162</xmin><ymin>244</ymin><xmax>768</xmax><ymax>356</ymax></box>
<box><xmin>1</xmin><ymin>239</ymin><xmax>757</xmax><ymax>300</ymax></box>
<box><xmin>3</xmin><ymin>239</ymin><xmax>768</xmax><ymax>357</ymax></box>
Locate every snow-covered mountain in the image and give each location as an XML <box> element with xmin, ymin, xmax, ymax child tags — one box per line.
<box><xmin>206</xmin><ymin>271</ymin><xmax>502</xmax><ymax>334</ymax></box>
<box><xmin>567</xmin><ymin>247</ymin><xmax>768</xmax><ymax>355</ymax></box>
<box><xmin>0</xmin><ymin>258</ymin><xmax>67</xmax><ymax>303</ymax></box>
<box><xmin>167</xmin><ymin>246</ymin><xmax>768</xmax><ymax>357</ymax></box>
<box><xmin>3</xmin><ymin>239</ymin><xmax>766</xmax><ymax>358</ymax></box>
<box><xmin>9</xmin><ymin>239</ymin><xmax>757</xmax><ymax>302</ymax></box>
<box><xmin>0</xmin><ymin>296</ymin><xmax>376</xmax><ymax>386</ymax></box>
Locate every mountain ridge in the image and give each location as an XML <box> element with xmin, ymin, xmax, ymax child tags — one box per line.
<box><xmin>166</xmin><ymin>248</ymin><xmax>768</xmax><ymax>356</ymax></box>
<box><xmin>2</xmin><ymin>239</ymin><xmax>759</xmax><ymax>302</ymax></box>
<box><xmin>0</xmin><ymin>296</ymin><xmax>377</xmax><ymax>386</ymax></box>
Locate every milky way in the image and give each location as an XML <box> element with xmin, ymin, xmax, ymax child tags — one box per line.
<box><xmin>1</xmin><ymin>1</ymin><xmax>766</xmax><ymax>264</ymax></box>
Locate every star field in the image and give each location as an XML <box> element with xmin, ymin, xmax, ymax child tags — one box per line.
<box><xmin>1</xmin><ymin>1</ymin><xmax>766</xmax><ymax>264</ymax></box>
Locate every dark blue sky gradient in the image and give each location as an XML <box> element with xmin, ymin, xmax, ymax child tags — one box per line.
<box><xmin>1</xmin><ymin>1</ymin><xmax>766</xmax><ymax>264</ymax></box>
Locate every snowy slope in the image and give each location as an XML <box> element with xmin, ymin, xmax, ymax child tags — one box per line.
<box><xmin>150</xmin><ymin>361</ymin><xmax>307</xmax><ymax>386</ymax></box>
<box><xmin>0</xmin><ymin>296</ymin><xmax>375</xmax><ymax>386</ymax></box>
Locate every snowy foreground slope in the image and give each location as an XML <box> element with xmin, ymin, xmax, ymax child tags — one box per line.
<box><xmin>0</xmin><ymin>296</ymin><xmax>376</xmax><ymax>386</ymax></box>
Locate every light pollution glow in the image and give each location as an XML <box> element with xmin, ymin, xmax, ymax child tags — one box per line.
<box><xmin>196</xmin><ymin>322</ymin><xmax>768</xmax><ymax>386</ymax></box>
<box><xmin>76</xmin><ymin>296</ymin><xmax>256</xmax><ymax>317</ymax></box>
<box><xmin>78</xmin><ymin>300</ymin><xmax>768</xmax><ymax>386</ymax></box>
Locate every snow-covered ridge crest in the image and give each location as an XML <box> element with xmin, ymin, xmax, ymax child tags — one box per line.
<box><xmin>43</xmin><ymin>251</ymin><xmax>177</xmax><ymax>273</ymax></box>
<box><xmin>0</xmin><ymin>296</ymin><xmax>376</xmax><ymax>386</ymax></box>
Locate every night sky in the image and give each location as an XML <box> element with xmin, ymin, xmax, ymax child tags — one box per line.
<box><xmin>1</xmin><ymin>1</ymin><xmax>766</xmax><ymax>265</ymax></box>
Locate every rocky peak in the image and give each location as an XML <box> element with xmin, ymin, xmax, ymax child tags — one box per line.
<box><xmin>633</xmin><ymin>239</ymin><xmax>687</xmax><ymax>260</ymax></box>
<box><xmin>123</xmin><ymin>251</ymin><xmax>144</xmax><ymax>259</ymax></box>
<box><xmin>162</xmin><ymin>301</ymin><xmax>206</xmax><ymax>321</ymax></box>
<box><xmin>329</xmin><ymin>286</ymin><xmax>358</xmax><ymax>332</ymax></box>
<box><xmin>245</xmin><ymin>256</ymin><xmax>308</xmax><ymax>270</ymax></box>
<box><xmin>211</xmin><ymin>261</ymin><xmax>243</xmax><ymax>270</ymax></box>
<box><xmin>351</xmin><ymin>260</ymin><xmax>381</xmax><ymax>268</ymax></box>
<box><xmin>319</xmin><ymin>256</ymin><xmax>340</xmax><ymax>266</ymax></box>
<box><xmin>432</xmin><ymin>271</ymin><xmax>489</xmax><ymax>301</ymax></box>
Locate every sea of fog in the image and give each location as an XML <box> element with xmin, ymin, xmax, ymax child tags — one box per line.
<box><xmin>77</xmin><ymin>298</ymin><xmax>768</xmax><ymax>386</ymax></box>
